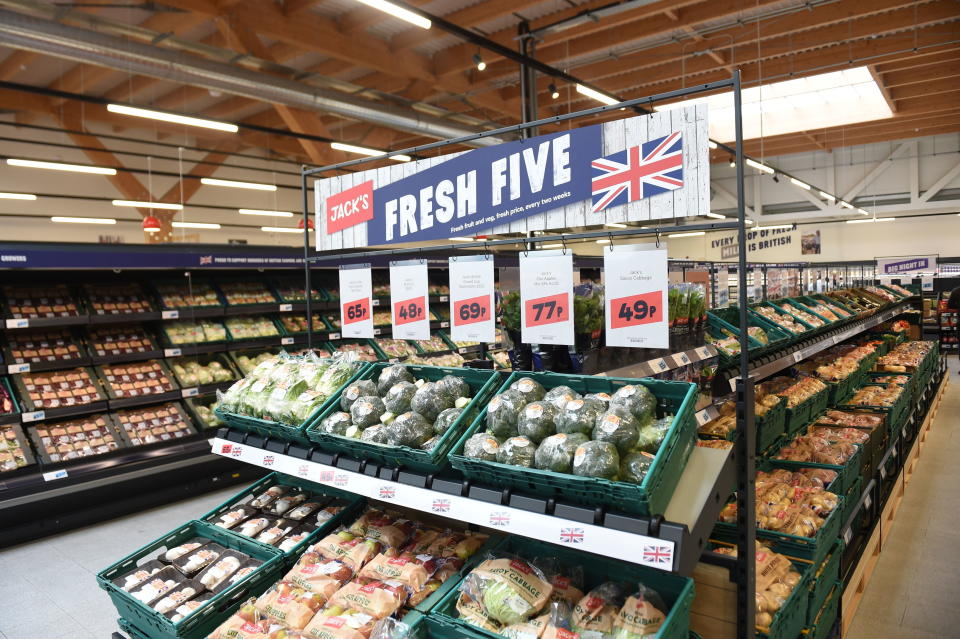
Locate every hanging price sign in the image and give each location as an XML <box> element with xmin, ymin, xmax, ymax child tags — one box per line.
<box><xmin>520</xmin><ymin>250</ymin><xmax>574</xmax><ymax>345</ymax></box>
<box><xmin>604</xmin><ymin>244</ymin><xmax>668</xmax><ymax>349</ymax></box>
<box><xmin>390</xmin><ymin>259</ymin><xmax>430</xmax><ymax>340</ymax></box>
<box><xmin>339</xmin><ymin>264</ymin><xmax>373</xmax><ymax>338</ymax></box>
<box><xmin>716</xmin><ymin>267</ymin><xmax>729</xmax><ymax>308</ymax></box>
<box><xmin>449</xmin><ymin>255</ymin><xmax>495</xmax><ymax>343</ymax></box>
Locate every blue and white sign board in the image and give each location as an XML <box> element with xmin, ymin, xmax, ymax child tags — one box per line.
<box><xmin>921</xmin><ymin>277</ymin><xmax>934</xmax><ymax>292</ymax></box>
<box><xmin>315</xmin><ymin>107</ymin><xmax>709</xmax><ymax>250</ymax></box>
<box><xmin>876</xmin><ymin>254</ymin><xmax>938</xmax><ymax>276</ymax></box>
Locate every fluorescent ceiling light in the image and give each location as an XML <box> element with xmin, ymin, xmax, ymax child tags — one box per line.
<box><xmin>756</xmin><ymin>224</ymin><xmax>794</xmax><ymax>230</ymax></box>
<box><xmin>350</xmin><ymin>0</ymin><xmax>431</xmax><ymax>28</ymax></box>
<box><xmin>107</xmin><ymin>104</ymin><xmax>238</xmax><ymax>133</ymax></box>
<box><xmin>655</xmin><ymin>67</ymin><xmax>893</xmax><ymax>141</ymax></box>
<box><xmin>604</xmin><ymin>222</ymin><xmax>627</xmax><ymax>229</ymax></box>
<box><xmin>668</xmin><ymin>231</ymin><xmax>705</xmax><ymax>238</ymax></box>
<box><xmin>541</xmin><ymin>243</ymin><xmax>564</xmax><ymax>249</ymax></box>
<box><xmin>708</xmin><ymin>140</ymin><xmax>718</xmax><ymax>149</ymax></box>
<box><xmin>790</xmin><ymin>178</ymin><xmax>811</xmax><ymax>190</ymax></box>
<box><xmin>262</xmin><ymin>226</ymin><xmax>311</xmax><ymax>233</ymax></box>
<box><xmin>576</xmin><ymin>84</ymin><xmax>620</xmax><ymax>106</ymax></box>
<box><xmin>847</xmin><ymin>217</ymin><xmax>895</xmax><ymax>224</ymax></box>
<box><xmin>172</xmin><ymin>221</ymin><xmax>220</xmax><ymax>229</ymax></box>
<box><xmin>330</xmin><ymin>142</ymin><xmax>411</xmax><ymax>162</ymax></box>
<box><xmin>704</xmin><ymin>212</ymin><xmax>726</xmax><ymax>220</ymax></box>
<box><xmin>239</xmin><ymin>209</ymin><xmax>294</xmax><ymax>217</ymax></box>
<box><xmin>449</xmin><ymin>237</ymin><xmax>474</xmax><ymax>242</ymax></box>
<box><xmin>201</xmin><ymin>177</ymin><xmax>276</xmax><ymax>191</ymax></box>
<box><xmin>51</xmin><ymin>216</ymin><xmax>116</xmax><ymax>224</ymax></box>
<box><xmin>857</xmin><ymin>208</ymin><xmax>870</xmax><ymax>216</ymax></box>
<box><xmin>112</xmin><ymin>200</ymin><xmax>182</xmax><ymax>210</ymax></box>
<box><xmin>745</xmin><ymin>158</ymin><xmax>774</xmax><ymax>175</ymax></box>
<box><xmin>596</xmin><ymin>239</ymin><xmax>611</xmax><ymax>244</ymax></box>
<box><xmin>839</xmin><ymin>201</ymin><xmax>854</xmax><ymax>209</ymax></box>
<box><xmin>8</xmin><ymin>158</ymin><xmax>116</xmax><ymax>175</ymax></box>
<box><xmin>818</xmin><ymin>190</ymin><xmax>836</xmax><ymax>202</ymax></box>
<box><xmin>0</xmin><ymin>192</ymin><xmax>37</xmax><ymax>200</ymax></box>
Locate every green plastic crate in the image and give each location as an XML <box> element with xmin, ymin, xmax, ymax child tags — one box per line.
<box><xmin>796</xmin><ymin>296</ymin><xmax>852</xmax><ymax>327</ymax></box>
<box><xmin>837</xmin><ymin>379</ymin><xmax>910</xmax><ymax>439</ymax></box>
<box><xmin>97</xmin><ymin>520</ymin><xmax>284</xmax><ymax>639</ymax></box>
<box><xmin>198</xmin><ymin>472</ymin><xmax>365</xmax><ymax>565</ymax></box>
<box><xmin>806</xmin><ymin>583</ymin><xmax>840</xmax><ymax>639</ymax></box>
<box><xmin>750</xmin><ymin>302</ymin><xmax>817</xmax><ymax>338</ymax></box>
<box><xmin>768</xmin><ymin>440</ymin><xmax>863</xmax><ymax>498</ymax></box>
<box><xmin>778</xmin><ymin>298</ymin><xmax>836</xmax><ymax>332</ymax></box>
<box><xmin>707</xmin><ymin>306</ymin><xmax>792</xmax><ymax>361</ymax></box>
<box><xmin>806</xmin><ymin>540</ymin><xmax>842</xmax><ymax>626</ymax></box>
<box><xmin>425</xmin><ymin>536</ymin><xmax>695</xmax><ymax>639</ymax></box>
<box><xmin>756</xmin><ymin>398</ymin><xmax>787</xmax><ymax>455</ymax></box>
<box><xmin>449</xmin><ymin>372</ymin><xmax>698</xmax><ymax>517</ymax></box>
<box><xmin>841</xmin><ymin>477</ymin><xmax>863</xmax><ymax>530</ymax></box>
<box><xmin>305</xmin><ymin>363</ymin><xmax>502</xmax><ymax>473</ymax></box>
<box><xmin>782</xmin><ymin>386</ymin><xmax>829</xmax><ymax>437</ymax></box>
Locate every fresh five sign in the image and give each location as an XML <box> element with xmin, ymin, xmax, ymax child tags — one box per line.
<box><xmin>316</xmin><ymin>106</ymin><xmax>708</xmax><ymax>249</ymax></box>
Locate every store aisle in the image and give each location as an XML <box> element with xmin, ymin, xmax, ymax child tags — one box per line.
<box><xmin>846</xmin><ymin>360</ymin><xmax>960</xmax><ymax>639</ymax></box>
<box><xmin>0</xmin><ymin>485</ymin><xmax>242</xmax><ymax>639</ymax></box>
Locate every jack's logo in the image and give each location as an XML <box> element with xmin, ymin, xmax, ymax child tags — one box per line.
<box><xmin>326</xmin><ymin>180</ymin><xmax>374</xmax><ymax>233</ymax></box>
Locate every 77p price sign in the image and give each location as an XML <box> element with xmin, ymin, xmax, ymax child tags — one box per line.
<box><xmin>604</xmin><ymin>245</ymin><xmax>668</xmax><ymax>348</ymax></box>
<box><xmin>519</xmin><ymin>250</ymin><xmax>574</xmax><ymax>345</ymax></box>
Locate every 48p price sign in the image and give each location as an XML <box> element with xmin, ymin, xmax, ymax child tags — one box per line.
<box><xmin>390</xmin><ymin>259</ymin><xmax>430</xmax><ymax>340</ymax></box>
<box><xmin>604</xmin><ymin>244</ymin><xmax>668</xmax><ymax>349</ymax></box>
<box><xmin>449</xmin><ymin>254</ymin><xmax>495</xmax><ymax>343</ymax></box>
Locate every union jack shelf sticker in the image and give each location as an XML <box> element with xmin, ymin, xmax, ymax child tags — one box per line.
<box><xmin>297</xmin><ymin>464</ymin><xmax>310</xmax><ymax>478</ymax></box>
<box><xmin>230</xmin><ymin>445</ymin><xmax>243</xmax><ymax>458</ymax></box>
<box><xmin>319</xmin><ymin>470</ymin><xmax>335</xmax><ymax>482</ymax></box>
<box><xmin>262</xmin><ymin>455</ymin><xmax>275</xmax><ymax>466</ymax></box>
<box><xmin>559</xmin><ymin>527</ymin><xmax>584</xmax><ymax>544</ymax></box>
<box><xmin>334</xmin><ymin>474</ymin><xmax>349</xmax><ymax>487</ymax></box>
<box><xmin>378</xmin><ymin>485</ymin><xmax>396</xmax><ymax>499</ymax></box>
<box><xmin>642</xmin><ymin>544</ymin><xmax>673</xmax><ymax>566</ymax></box>
<box><xmin>489</xmin><ymin>511</ymin><xmax>510</xmax><ymax>527</ymax></box>
<box><xmin>432</xmin><ymin>498</ymin><xmax>450</xmax><ymax>513</ymax></box>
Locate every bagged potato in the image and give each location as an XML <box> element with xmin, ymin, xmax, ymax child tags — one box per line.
<box><xmin>611</xmin><ymin>584</ymin><xmax>667</xmax><ymax>638</ymax></box>
<box><xmin>314</xmin><ymin>530</ymin><xmax>382</xmax><ymax>571</ymax></box>
<box><xmin>349</xmin><ymin>509</ymin><xmax>416</xmax><ymax>548</ymax></box>
<box><xmin>461</xmin><ymin>555</ymin><xmax>553</xmax><ymax>625</ymax></box>
<box><xmin>357</xmin><ymin>552</ymin><xmax>439</xmax><ymax>591</ymax></box>
<box><xmin>284</xmin><ymin>551</ymin><xmax>353</xmax><ymax>597</ymax></box>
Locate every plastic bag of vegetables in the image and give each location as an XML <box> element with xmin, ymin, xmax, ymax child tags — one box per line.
<box><xmin>612</xmin><ymin>583</ymin><xmax>668</xmax><ymax>638</ymax></box>
<box><xmin>461</xmin><ymin>554</ymin><xmax>554</xmax><ymax>625</ymax></box>
<box><xmin>573</xmin><ymin>582</ymin><xmax>626</xmax><ymax>637</ymax></box>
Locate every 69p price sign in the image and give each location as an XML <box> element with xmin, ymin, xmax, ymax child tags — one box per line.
<box><xmin>520</xmin><ymin>249</ymin><xmax>574</xmax><ymax>345</ymax></box>
<box><xmin>339</xmin><ymin>264</ymin><xmax>374</xmax><ymax>338</ymax></box>
<box><xmin>449</xmin><ymin>255</ymin><xmax>495</xmax><ymax>343</ymax></box>
<box><xmin>604</xmin><ymin>245</ymin><xmax>668</xmax><ymax>348</ymax></box>
<box><xmin>390</xmin><ymin>259</ymin><xmax>430</xmax><ymax>340</ymax></box>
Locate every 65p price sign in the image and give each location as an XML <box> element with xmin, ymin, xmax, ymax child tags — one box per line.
<box><xmin>339</xmin><ymin>264</ymin><xmax>374</xmax><ymax>338</ymax></box>
<box><xmin>520</xmin><ymin>249</ymin><xmax>574</xmax><ymax>345</ymax></box>
<box><xmin>390</xmin><ymin>259</ymin><xmax>430</xmax><ymax>340</ymax></box>
<box><xmin>604</xmin><ymin>244</ymin><xmax>668</xmax><ymax>348</ymax></box>
<box><xmin>449</xmin><ymin>254</ymin><xmax>495</xmax><ymax>343</ymax></box>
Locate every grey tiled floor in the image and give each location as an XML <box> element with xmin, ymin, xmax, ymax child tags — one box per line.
<box><xmin>0</xmin><ymin>363</ymin><xmax>956</xmax><ymax>639</ymax></box>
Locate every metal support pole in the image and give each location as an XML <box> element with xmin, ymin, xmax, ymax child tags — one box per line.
<box><xmin>732</xmin><ymin>69</ymin><xmax>756</xmax><ymax>639</ymax></box>
<box><xmin>301</xmin><ymin>169</ymin><xmax>313</xmax><ymax>350</ymax></box>
<box><xmin>518</xmin><ymin>21</ymin><xmax>538</xmax><ymax>139</ymax></box>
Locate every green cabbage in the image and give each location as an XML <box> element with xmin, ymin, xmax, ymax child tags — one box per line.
<box><xmin>434</xmin><ymin>407</ymin><xmax>463</xmax><ymax>435</ymax></box>
<box><xmin>619</xmin><ymin>452</ymin><xmax>655</xmax><ymax>484</ymax></box>
<box><xmin>383</xmin><ymin>381</ymin><xmax>417</xmax><ymax>414</ymax></box>
<box><xmin>555</xmin><ymin>398</ymin><xmax>606</xmax><ymax>436</ymax></box>
<box><xmin>463</xmin><ymin>433</ymin><xmax>500</xmax><ymax>460</ymax></box>
<box><xmin>340</xmin><ymin>379</ymin><xmax>377</xmax><ymax>411</ymax></box>
<box><xmin>510</xmin><ymin>377</ymin><xmax>546</xmax><ymax>405</ymax></box>
<box><xmin>377</xmin><ymin>364</ymin><xmax>414</xmax><ymax>394</ymax></box>
<box><xmin>497</xmin><ymin>436</ymin><xmax>537</xmax><ymax>467</ymax></box>
<box><xmin>437</xmin><ymin>374</ymin><xmax>471</xmax><ymax>400</ymax></box>
<box><xmin>481</xmin><ymin>581</ymin><xmax>538</xmax><ymax>626</ymax></box>
<box><xmin>610</xmin><ymin>385</ymin><xmax>656</xmax><ymax>423</ymax></box>
<box><xmin>387</xmin><ymin>412</ymin><xmax>433</xmax><ymax>447</ymax></box>
<box><xmin>350</xmin><ymin>396</ymin><xmax>386</xmax><ymax>428</ymax></box>
<box><xmin>593</xmin><ymin>411</ymin><xmax>640</xmax><ymax>455</ymax></box>
<box><xmin>572</xmin><ymin>441</ymin><xmax>620</xmax><ymax>479</ymax></box>
<box><xmin>543</xmin><ymin>385</ymin><xmax>581</xmax><ymax>410</ymax></box>
<box><xmin>517</xmin><ymin>401</ymin><xmax>557</xmax><ymax>444</ymax></box>
<box><xmin>486</xmin><ymin>390</ymin><xmax>525</xmax><ymax>439</ymax></box>
<box><xmin>319</xmin><ymin>411</ymin><xmax>352</xmax><ymax>435</ymax></box>
<box><xmin>534</xmin><ymin>432</ymin><xmax>589</xmax><ymax>473</ymax></box>
<box><xmin>360</xmin><ymin>424</ymin><xmax>391</xmax><ymax>444</ymax></box>
<box><xmin>411</xmin><ymin>382</ymin><xmax>455</xmax><ymax>423</ymax></box>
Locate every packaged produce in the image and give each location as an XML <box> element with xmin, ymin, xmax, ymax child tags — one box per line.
<box><xmin>87</xmin><ymin>325</ymin><xmax>157</xmax><ymax>357</ymax></box>
<box><xmin>816</xmin><ymin>410</ymin><xmax>883</xmax><ymax>429</ymax></box>
<box><xmin>845</xmin><ymin>384</ymin><xmax>904</xmax><ymax>407</ymax></box>
<box><xmin>332</xmin><ymin>342</ymin><xmax>380</xmax><ymax>362</ymax></box>
<box><xmin>0</xmin><ymin>382</ymin><xmax>16</xmax><ymax>416</ymax></box>
<box><xmin>170</xmin><ymin>356</ymin><xmax>235</xmax><ymax>387</ymax></box>
<box><xmin>99</xmin><ymin>360</ymin><xmax>176</xmax><ymax>398</ymax></box>
<box><xmin>572</xmin><ymin>581</ymin><xmax>624</xmax><ymax>636</ymax></box>
<box><xmin>712</xmin><ymin>542</ymin><xmax>803</xmax><ymax>633</ymax></box>
<box><xmin>795</xmin><ymin>342</ymin><xmax>878</xmax><ymax>383</ymax></box>
<box><xmin>720</xmin><ymin>469</ymin><xmax>839</xmax><ymax>537</ymax></box>
<box><xmin>32</xmin><ymin>414</ymin><xmax>120</xmax><ymax>461</ymax></box>
<box><xmin>188</xmin><ymin>397</ymin><xmax>224</xmax><ymax>429</ymax></box>
<box><xmin>164</xmin><ymin>320</ymin><xmax>228</xmax><ymax>344</ymax></box>
<box><xmin>280</xmin><ymin>314</ymin><xmax>325</xmax><ymax>335</ymax></box>
<box><xmin>5</xmin><ymin>328</ymin><xmax>83</xmax><ymax>365</ymax></box>
<box><xmin>773</xmin><ymin>433</ymin><xmax>858</xmax><ymax>465</ymax></box>
<box><xmin>375</xmin><ymin>339</ymin><xmax>417</xmax><ymax>359</ymax></box>
<box><xmin>698</xmin><ymin>391</ymin><xmax>781</xmax><ymax>439</ymax></box>
<box><xmin>753</xmin><ymin>305</ymin><xmax>807</xmax><ymax>334</ymax></box>
<box><xmin>1</xmin><ymin>424</ymin><xmax>31</xmax><ymax>472</ymax></box>
<box><xmin>114</xmin><ymin>402</ymin><xmax>194</xmax><ymax>446</ymax></box>
<box><xmin>276</xmin><ymin>280</ymin><xmax>324</xmax><ymax>302</ymax></box>
<box><xmin>574</xmin><ymin>283</ymin><xmax>604</xmax><ymax>334</ymax></box>
<box><xmin>373</xmin><ymin>310</ymin><xmax>392</xmax><ymax>326</ymax></box>
<box><xmin>411</xmin><ymin>335</ymin><xmax>449</xmax><ymax>354</ymax></box>
<box><xmin>759</xmin><ymin>376</ymin><xmax>826</xmax><ymax>408</ymax></box>
<box><xmin>864</xmin><ymin>286</ymin><xmax>897</xmax><ymax>303</ymax></box>
<box><xmin>220</xmin><ymin>282</ymin><xmax>278</xmax><ymax>305</ymax></box>
<box><xmin>876</xmin><ymin>340</ymin><xmax>934</xmax><ymax>371</ymax></box>
<box><xmin>461</xmin><ymin>555</ymin><xmax>553</xmax><ymax>625</ymax></box>
<box><xmin>18</xmin><ymin>367</ymin><xmax>104</xmax><ymax>409</ymax></box>
<box><xmin>489</xmin><ymin>351</ymin><xmax>511</xmax><ymax>369</ymax></box>
<box><xmin>234</xmin><ymin>351</ymin><xmax>281</xmax><ymax>375</ymax></box>
<box><xmin>405</xmin><ymin>352</ymin><xmax>464</xmax><ymax>367</ymax></box>
<box><xmin>3</xmin><ymin>284</ymin><xmax>79</xmax><ymax>318</ymax></box>
<box><xmin>155</xmin><ymin>282</ymin><xmax>220</xmax><ymax>308</ymax></box>
<box><xmin>83</xmin><ymin>283</ymin><xmax>154</xmax><ymax>315</ymax></box>
<box><xmin>782</xmin><ymin>303</ymin><xmax>824</xmax><ymax>327</ymax></box>
<box><xmin>227</xmin><ymin>316</ymin><xmax>281</xmax><ymax>340</ymax></box>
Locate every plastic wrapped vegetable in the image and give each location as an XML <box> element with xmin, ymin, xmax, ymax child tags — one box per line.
<box><xmin>510</xmin><ymin>377</ymin><xmax>546</xmax><ymax>405</ymax></box>
<box><xmin>610</xmin><ymin>385</ymin><xmax>656</xmax><ymax>423</ymax></box>
<box><xmin>377</xmin><ymin>364</ymin><xmax>414</xmax><ymax>394</ymax></box>
<box><xmin>612</xmin><ymin>584</ymin><xmax>668</xmax><ymax>639</ymax></box>
<box><xmin>585</xmin><ymin>392</ymin><xmax>612</xmax><ymax>406</ymax></box>
<box><xmin>517</xmin><ymin>401</ymin><xmax>557</xmax><ymax>444</ymax></box>
<box><xmin>387</xmin><ymin>412</ymin><xmax>433</xmax><ymax>447</ymax></box>
<box><xmin>434</xmin><ymin>407</ymin><xmax>463</xmax><ymax>435</ymax></box>
<box><xmin>497</xmin><ymin>436</ymin><xmax>537</xmax><ymax>467</ymax></box>
<box><xmin>555</xmin><ymin>397</ymin><xmax>607</xmax><ymax>436</ymax></box>
<box><xmin>620</xmin><ymin>452</ymin><xmax>655</xmax><ymax>484</ymax></box>
<box><xmin>593</xmin><ymin>411</ymin><xmax>640</xmax><ymax>455</ymax></box>
<box><xmin>361</xmin><ymin>424</ymin><xmax>391</xmax><ymax>444</ymax></box>
<box><xmin>383</xmin><ymin>381</ymin><xmax>417</xmax><ymax>414</ymax></box>
<box><xmin>534</xmin><ymin>432</ymin><xmax>588</xmax><ymax>472</ymax></box>
<box><xmin>572</xmin><ymin>441</ymin><xmax>620</xmax><ymax>479</ymax></box>
<box><xmin>573</xmin><ymin>582</ymin><xmax>625</xmax><ymax>637</ymax></box>
<box><xmin>319</xmin><ymin>411</ymin><xmax>352</xmax><ymax>436</ymax></box>
<box><xmin>350</xmin><ymin>396</ymin><xmax>386</xmax><ymax>429</ymax></box>
<box><xmin>410</xmin><ymin>382</ymin><xmax>454</xmax><ymax>423</ymax></box>
<box><xmin>486</xmin><ymin>390</ymin><xmax>526</xmax><ymax>439</ymax></box>
<box><xmin>462</xmin><ymin>555</ymin><xmax>553</xmax><ymax>625</ymax></box>
<box><xmin>286</xmin><ymin>389</ymin><xmax>332</xmax><ymax>425</ymax></box>
<box><xmin>316</xmin><ymin>359</ymin><xmax>360</xmax><ymax>399</ymax></box>
<box><xmin>635</xmin><ymin>416</ymin><xmax>673</xmax><ymax>454</ymax></box>
<box><xmin>543</xmin><ymin>385</ymin><xmax>581</xmax><ymax>410</ymax></box>
<box><xmin>463</xmin><ymin>432</ymin><xmax>500</xmax><ymax>461</ymax></box>
<box><xmin>437</xmin><ymin>374</ymin><xmax>471</xmax><ymax>400</ymax></box>
<box><xmin>264</xmin><ymin>378</ymin><xmax>309</xmax><ymax>423</ymax></box>
<box><xmin>341</xmin><ymin>379</ymin><xmax>377</xmax><ymax>412</ymax></box>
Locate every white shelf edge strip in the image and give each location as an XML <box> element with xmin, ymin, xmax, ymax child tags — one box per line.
<box><xmin>210</xmin><ymin>437</ymin><xmax>677</xmax><ymax>571</ymax></box>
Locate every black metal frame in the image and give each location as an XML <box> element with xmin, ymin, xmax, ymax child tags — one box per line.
<box><xmin>298</xmin><ymin>72</ymin><xmax>756</xmax><ymax>638</ymax></box>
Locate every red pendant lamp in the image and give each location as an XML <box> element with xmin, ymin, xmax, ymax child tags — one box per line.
<box><xmin>142</xmin><ymin>215</ymin><xmax>162</xmax><ymax>233</ymax></box>
<box><xmin>298</xmin><ymin>217</ymin><xmax>314</xmax><ymax>230</ymax></box>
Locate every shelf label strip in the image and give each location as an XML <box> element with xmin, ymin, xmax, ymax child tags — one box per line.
<box><xmin>211</xmin><ymin>438</ymin><xmax>676</xmax><ymax>571</ymax></box>
<box><xmin>8</xmin><ymin>363</ymin><xmax>30</xmax><ymax>374</ymax></box>
<box><xmin>5</xmin><ymin>319</ymin><xmax>29</xmax><ymax>329</ymax></box>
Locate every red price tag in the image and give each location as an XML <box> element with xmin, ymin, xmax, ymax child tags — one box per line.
<box><xmin>610</xmin><ymin>291</ymin><xmax>664</xmax><ymax>329</ymax></box>
<box><xmin>342</xmin><ymin>298</ymin><xmax>370</xmax><ymax>325</ymax></box>
<box><xmin>453</xmin><ymin>295</ymin><xmax>491</xmax><ymax>326</ymax></box>
<box><xmin>524</xmin><ymin>293</ymin><xmax>569</xmax><ymax>327</ymax></box>
<box><xmin>394</xmin><ymin>296</ymin><xmax>426</xmax><ymax>325</ymax></box>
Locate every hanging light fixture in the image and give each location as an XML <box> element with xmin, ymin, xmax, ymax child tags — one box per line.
<box><xmin>473</xmin><ymin>54</ymin><xmax>486</xmax><ymax>71</ymax></box>
<box><xmin>142</xmin><ymin>215</ymin><xmax>162</xmax><ymax>233</ymax></box>
<box><xmin>549</xmin><ymin>83</ymin><xmax>560</xmax><ymax>99</ymax></box>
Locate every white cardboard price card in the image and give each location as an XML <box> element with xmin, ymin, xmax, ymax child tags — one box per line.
<box><xmin>449</xmin><ymin>255</ymin><xmax>495</xmax><ymax>343</ymax></box>
<box><xmin>716</xmin><ymin>267</ymin><xmax>729</xmax><ymax>308</ymax></box>
<box><xmin>520</xmin><ymin>250</ymin><xmax>574</xmax><ymax>346</ymax></box>
<box><xmin>921</xmin><ymin>276</ymin><xmax>934</xmax><ymax>292</ymax></box>
<box><xmin>604</xmin><ymin>245</ymin><xmax>668</xmax><ymax>349</ymax></box>
<box><xmin>339</xmin><ymin>263</ymin><xmax>374</xmax><ymax>338</ymax></box>
<box><xmin>390</xmin><ymin>259</ymin><xmax>430</xmax><ymax>340</ymax></box>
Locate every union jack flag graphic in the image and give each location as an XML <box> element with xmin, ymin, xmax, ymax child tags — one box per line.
<box><xmin>642</xmin><ymin>545</ymin><xmax>673</xmax><ymax>565</ymax></box>
<box><xmin>378</xmin><ymin>486</ymin><xmax>396</xmax><ymax>499</ymax></box>
<box><xmin>489</xmin><ymin>511</ymin><xmax>510</xmax><ymax>527</ymax></box>
<box><xmin>334</xmin><ymin>474</ymin><xmax>349</xmax><ymax>486</ymax></box>
<box><xmin>591</xmin><ymin>131</ymin><xmax>683</xmax><ymax>214</ymax></box>
<box><xmin>559</xmin><ymin>527</ymin><xmax>584</xmax><ymax>544</ymax></box>
<box><xmin>319</xmin><ymin>470</ymin><xmax>335</xmax><ymax>482</ymax></box>
<box><xmin>262</xmin><ymin>455</ymin><xmax>275</xmax><ymax>466</ymax></box>
<box><xmin>297</xmin><ymin>464</ymin><xmax>310</xmax><ymax>477</ymax></box>
<box><xmin>199</xmin><ymin>255</ymin><xmax>213</xmax><ymax>265</ymax></box>
<box><xmin>432</xmin><ymin>499</ymin><xmax>450</xmax><ymax>513</ymax></box>
<box><xmin>230</xmin><ymin>445</ymin><xmax>243</xmax><ymax>458</ymax></box>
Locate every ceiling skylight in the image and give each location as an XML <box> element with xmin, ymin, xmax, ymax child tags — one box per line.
<box><xmin>656</xmin><ymin>67</ymin><xmax>893</xmax><ymax>141</ymax></box>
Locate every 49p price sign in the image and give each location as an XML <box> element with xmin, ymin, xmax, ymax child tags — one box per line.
<box><xmin>390</xmin><ymin>259</ymin><xmax>430</xmax><ymax>340</ymax></box>
<box><xmin>520</xmin><ymin>249</ymin><xmax>574</xmax><ymax>345</ymax></box>
<box><xmin>604</xmin><ymin>244</ymin><xmax>668</xmax><ymax>348</ymax></box>
<box><xmin>339</xmin><ymin>264</ymin><xmax>373</xmax><ymax>338</ymax></box>
<box><xmin>449</xmin><ymin>255</ymin><xmax>495</xmax><ymax>343</ymax></box>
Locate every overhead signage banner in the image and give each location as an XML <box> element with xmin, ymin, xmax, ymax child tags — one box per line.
<box><xmin>339</xmin><ymin>264</ymin><xmax>373</xmax><ymax>339</ymax></box>
<box><xmin>389</xmin><ymin>259</ymin><xmax>431</xmax><ymax>341</ymax></box>
<box><xmin>604</xmin><ymin>245</ymin><xmax>668</xmax><ymax>349</ymax></box>
<box><xmin>448</xmin><ymin>255</ymin><xmax>495</xmax><ymax>344</ymax></box>
<box><xmin>876</xmin><ymin>254</ymin><xmax>938</xmax><ymax>275</ymax></box>
<box><xmin>519</xmin><ymin>250</ymin><xmax>574</xmax><ymax>346</ymax></box>
<box><xmin>316</xmin><ymin>106</ymin><xmax>709</xmax><ymax>249</ymax></box>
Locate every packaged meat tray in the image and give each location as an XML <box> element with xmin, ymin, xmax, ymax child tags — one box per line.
<box><xmin>0</xmin><ymin>377</ymin><xmax>19</xmax><ymax>424</ymax></box>
<box><xmin>2</xmin><ymin>284</ymin><xmax>81</xmax><ymax>319</ymax></box>
<box><xmin>86</xmin><ymin>325</ymin><xmax>160</xmax><ymax>360</ymax></box>
<box><xmin>154</xmin><ymin>282</ymin><xmax>222</xmax><ymax>309</ymax></box>
<box><xmin>83</xmin><ymin>283</ymin><xmax>155</xmax><ymax>316</ymax></box>
<box><xmin>218</xmin><ymin>281</ymin><xmax>278</xmax><ymax>306</ymax></box>
<box><xmin>114</xmin><ymin>402</ymin><xmax>196</xmax><ymax>446</ymax></box>
<box><xmin>29</xmin><ymin>413</ymin><xmax>123</xmax><ymax>463</ymax></box>
<box><xmin>14</xmin><ymin>367</ymin><xmax>106</xmax><ymax>412</ymax></box>
<box><xmin>0</xmin><ymin>423</ymin><xmax>35</xmax><ymax>473</ymax></box>
<box><xmin>97</xmin><ymin>360</ymin><xmax>178</xmax><ymax>401</ymax></box>
<box><xmin>3</xmin><ymin>328</ymin><xmax>86</xmax><ymax>368</ymax></box>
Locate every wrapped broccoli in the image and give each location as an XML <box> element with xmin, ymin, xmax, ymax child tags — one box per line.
<box><xmin>517</xmin><ymin>401</ymin><xmax>558</xmax><ymax>444</ymax></box>
<box><xmin>350</xmin><ymin>396</ymin><xmax>386</xmax><ymax>429</ymax></box>
<box><xmin>497</xmin><ymin>436</ymin><xmax>537</xmax><ymax>467</ymax></box>
<box><xmin>486</xmin><ymin>390</ymin><xmax>526</xmax><ymax>439</ymax></box>
<box><xmin>437</xmin><ymin>374</ymin><xmax>471</xmax><ymax>400</ymax></box>
<box><xmin>610</xmin><ymin>385</ymin><xmax>656</xmax><ymax>423</ymax></box>
<box><xmin>543</xmin><ymin>385</ymin><xmax>581</xmax><ymax>410</ymax></box>
<box><xmin>463</xmin><ymin>432</ymin><xmax>500</xmax><ymax>461</ymax></box>
<box><xmin>421</xmin><ymin>435</ymin><xmax>440</xmax><ymax>451</ymax></box>
<box><xmin>534</xmin><ymin>432</ymin><xmax>589</xmax><ymax>473</ymax></box>
<box><xmin>572</xmin><ymin>441</ymin><xmax>620</xmax><ymax>480</ymax></box>
<box><xmin>593</xmin><ymin>411</ymin><xmax>640</xmax><ymax>455</ymax></box>
<box><xmin>340</xmin><ymin>379</ymin><xmax>378</xmax><ymax>412</ymax></box>
<box><xmin>318</xmin><ymin>411</ymin><xmax>352</xmax><ymax>435</ymax></box>
<box><xmin>461</xmin><ymin>555</ymin><xmax>553</xmax><ymax>625</ymax></box>
<box><xmin>377</xmin><ymin>364</ymin><xmax>414</xmax><ymax>394</ymax></box>
<box><xmin>619</xmin><ymin>452</ymin><xmax>655</xmax><ymax>484</ymax></box>
<box><xmin>510</xmin><ymin>377</ymin><xmax>546</xmax><ymax>405</ymax></box>
<box><xmin>387</xmin><ymin>412</ymin><xmax>433</xmax><ymax>447</ymax></box>
<box><xmin>410</xmin><ymin>382</ymin><xmax>455</xmax><ymax>423</ymax></box>
<box><xmin>383</xmin><ymin>381</ymin><xmax>417</xmax><ymax>414</ymax></box>
<box><xmin>555</xmin><ymin>398</ymin><xmax>606</xmax><ymax>436</ymax></box>
<box><xmin>434</xmin><ymin>407</ymin><xmax>463</xmax><ymax>435</ymax></box>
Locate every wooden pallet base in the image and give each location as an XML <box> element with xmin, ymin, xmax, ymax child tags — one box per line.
<box><xmin>841</xmin><ymin>523</ymin><xmax>882</xmax><ymax>636</ymax></box>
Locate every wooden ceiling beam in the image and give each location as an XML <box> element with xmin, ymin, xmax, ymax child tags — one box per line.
<box><xmin>158</xmin><ymin>143</ymin><xmax>237</xmax><ymax>204</ymax></box>
<box><xmin>869</xmin><ymin>66</ymin><xmax>898</xmax><ymax>114</ymax></box>
<box><xmin>0</xmin><ymin>50</ymin><xmax>38</xmax><ymax>81</ymax></box>
<box><xmin>882</xmin><ymin>63</ymin><xmax>960</xmax><ymax>89</ymax></box>
<box><xmin>875</xmin><ymin>49</ymin><xmax>960</xmax><ymax>74</ymax></box>
<box><xmin>389</xmin><ymin>0</ymin><xmax>545</xmax><ymax>49</ymax></box>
